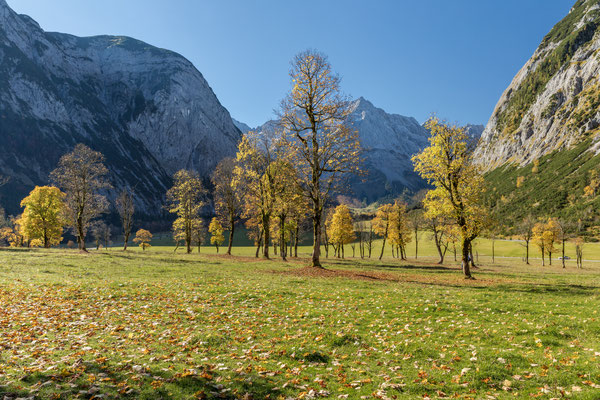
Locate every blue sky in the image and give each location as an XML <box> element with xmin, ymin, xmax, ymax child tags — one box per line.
<box><xmin>9</xmin><ymin>0</ymin><xmax>575</xmax><ymax>127</ymax></box>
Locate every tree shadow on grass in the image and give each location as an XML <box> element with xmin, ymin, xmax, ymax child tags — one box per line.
<box><xmin>375</xmin><ymin>263</ymin><xmax>459</xmax><ymax>272</ymax></box>
<box><xmin>499</xmin><ymin>283</ymin><xmax>600</xmax><ymax>296</ymax></box>
<box><xmin>5</xmin><ymin>359</ymin><xmax>282</xmax><ymax>400</ymax></box>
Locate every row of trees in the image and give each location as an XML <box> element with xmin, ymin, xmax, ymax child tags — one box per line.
<box><xmin>0</xmin><ymin>50</ymin><xmax>491</xmax><ymax>279</ymax></box>
<box><xmin>0</xmin><ymin>145</ymin><xmax>138</xmax><ymax>251</ymax></box>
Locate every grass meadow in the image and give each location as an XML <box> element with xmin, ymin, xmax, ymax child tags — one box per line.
<box><xmin>1</xmin><ymin>236</ymin><xmax>600</xmax><ymax>399</ymax></box>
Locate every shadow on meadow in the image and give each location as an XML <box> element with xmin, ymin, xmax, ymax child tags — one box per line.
<box><xmin>500</xmin><ymin>282</ymin><xmax>600</xmax><ymax>296</ymax></box>
<box><xmin>3</xmin><ymin>359</ymin><xmax>280</xmax><ymax>400</ymax></box>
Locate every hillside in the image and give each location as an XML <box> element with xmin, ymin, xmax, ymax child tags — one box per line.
<box><xmin>476</xmin><ymin>0</ymin><xmax>600</xmax><ymax>169</ymax></box>
<box><xmin>0</xmin><ymin>0</ymin><xmax>241</xmax><ymax>215</ymax></box>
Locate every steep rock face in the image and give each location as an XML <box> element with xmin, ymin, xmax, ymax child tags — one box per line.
<box><xmin>242</xmin><ymin>97</ymin><xmax>431</xmax><ymax>201</ymax></box>
<box><xmin>0</xmin><ymin>0</ymin><xmax>240</xmax><ymax>215</ymax></box>
<box><xmin>347</xmin><ymin>97</ymin><xmax>430</xmax><ymax>199</ymax></box>
<box><xmin>475</xmin><ymin>0</ymin><xmax>600</xmax><ymax>169</ymax></box>
<box><xmin>232</xmin><ymin>118</ymin><xmax>252</xmax><ymax>134</ymax></box>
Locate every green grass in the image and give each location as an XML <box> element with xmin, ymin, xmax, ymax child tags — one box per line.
<box><xmin>1</xmin><ymin>244</ymin><xmax>600</xmax><ymax>399</ymax></box>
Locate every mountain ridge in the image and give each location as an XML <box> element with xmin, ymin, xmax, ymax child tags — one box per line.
<box><xmin>475</xmin><ymin>0</ymin><xmax>600</xmax><ymax>169</ymax></box>
<box><xmin>0</xmin><ymin>0</ymin><xmax>241</xmax><ymax>215</ymax></box>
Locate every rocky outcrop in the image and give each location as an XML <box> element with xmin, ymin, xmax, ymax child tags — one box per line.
<box><xmin>475</xmin><ymin>0</ymin><xmax>600</xmax><ymax>169</ymax></box>
<box><xmin>0</xmin><ymin>0</ymin><xmax>240</xmax><ymax>215</ymax></box>
<box><xmin>240</xmin><ymin>97</ymin><xmax>432</xmax><ymax>201</ymax></box>
<box><xmin>347</xmin><ymin>97</ymin><xmax>430</xmax><ymax>199</ymax></box>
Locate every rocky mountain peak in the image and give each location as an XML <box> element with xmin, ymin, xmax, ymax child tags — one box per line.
<box><xmin>0</xmin><ymin>1</ymin><xmax>241</xmax><ymax>215</ymax></box>
<box><xmin>475</xmin><ymin>0</ymin><xmax>600</xmax><ymax>170</ymax></box>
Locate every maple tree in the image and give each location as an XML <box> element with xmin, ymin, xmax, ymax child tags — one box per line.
<box><xmin>279</xmin><ymin>50</ymin><xmax>362</xmax><ymax>267</ymax></box>
<box><xmin>519</xmin><ymin>216</ymin><xmax>536</xmax><ymax>265</ymax></box>
<box><xmin>18</xmin><ymin>186</ymin><xmax>66</xmax><ymax>248</ymax></box>
<box><xmin>373</xmin><ymin>203</ymin><xmax>394</xmax><ymax>260</ymax></box>
<box><xmin>387</xmin><ymin>200</ymin><xmax>412</xmax><ymax>260</ymax></box>
<box><xmin>166</xmin><ymin>170</ymin><xmax>206</xmax><ymax>254</ymax></box>
<box><xmin>133</xmin><ymin>228</ymin><xmax>152</xmax><ymax>250</ymax></box>
<box><xmin>270</xmin><ymin>160</ymin><xmax>306</xmax><ymax>260</ymax></box>
<box><xmin>50</xmin><ymin>144</ymin><xmax>111</xmax><ymax>251</ymax></box>
<box><xmin>115</xmin><ymin>188</ymin><xmax>135</xmax><ymax>250</ymax></box>
<box><xmin>234</xmin><ymin>132</ymin><xmax>280</xmax><ymax>259</ymax></box>
<box><xmin>212</xmin><ymin>157</ymin><xmax>242</xmax><ymax>255</ymax></box>
<box><xmin>326</xmin><ymin>204</ymin><xmax>355</xmax><ymax>258</ymax></box>
<box><xmin>413</xmin><ymin>118</ymin><xmax>486</xmax><ymax>278</ymax></box>
<box><xmin>208</xmin><ymin>217</ymin><xmax>225</xmax><ymax>253</ymax></box>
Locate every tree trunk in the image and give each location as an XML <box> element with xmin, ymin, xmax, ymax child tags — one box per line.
<box><xmin>263</xmin><ymin>215</ymin><xmax>270</xmax><ymax>259</ymax></box>
<box><xmin>379</xmin><ymin>231</ymin><xmax>387</xmax><ymax>260</ymax></box>
<box><xmin>461</xmin><ymin>239</ymin><xmax>472</xmax><ymax>279</ymax></box>
<box><xmin>415</xmin><ymin>229</ymin><xmax>418</xmax><ymax>259</ymax></box>
<box><xmin>541</xmin><ymin>247</ymin><xmax>545</xmax><ymax>266</ymax></box>
<box><xmin>311</xmin><ymin>212</ymin><xmax>322</xmax><ymax>267</ymax></box>
<box><xmin>227</xmin><ymin>218</ymin><xmax>235</xmax><ymax>255</ymax></box>
<box><xmin>436</xmin><ymin>246</ymin><xmax>444</xmax><ymax>264</ymax></box>
<box><xmin>492</xmin><ymin>238</ymin><xmax>495</xmax><ymax>264</ymax></box>
<box><xmin>280</xmin><ymin>216</ymin><xmax>287</xmax><ymax>261</ymax></box>
<box><xmin>562</xmin><ymin>239</ymin><xmax>565</xmax><ymax>269</ymax></box>
<box><xmin>123</xmin><ymin>231</ymin><xmax>130</xmax><ymax>251</ymax></box>
<box><xmin>525</xmin><ymin>240</ymin><xmax>529</xmax><ymax>264</ymax></box>
<box><xmin>294</xmin><ymin>224</ymin><xmax>299</xmax><ymax>257</ymax></box>
<box><xmin>77</xmin><ymin>213</ymin><xmax>86</xmax><ymax>251</ymax></box>
<box><xmin>469</xmin><ymin>243</ymin><xmax>476</xmax><ymax>268</ymax></box>
<box><xmin>186</xmin><ymin>224</ymin><xmax>192</xmax><ymax>254</ymax></box>
<box><xmin>434</xmin><ymin>233</ymin><xmax>444</xmax><ymax>264</ymax></box>
<box><xmin>255</xmin><ymin>229</ymin><xmax>263</xmax><ymax>258</ymax></box>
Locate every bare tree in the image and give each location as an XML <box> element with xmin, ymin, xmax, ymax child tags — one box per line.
<box><xmin>556</xmin><ymin>219</ymin><xmax>572</xmax><ymax>269</ymax></box>
<box><xmin>91</xmin><ymin>221</ymin><xmax>108</xmax><ymax>250</ymax></box>
<box><xmin>279</xmin><ymin>50</ymin><xmax>362</xmax><ymax>268</ymax></box>
<box><xmin>51</xmin><ymin>144</ymin><xmax>111</xmax><ymax>251</ymax></box>
<box><xmin>116</xmin><ymin>188</ymin><xmax>135</xmax><ymax>250</ymax></box>
<box><xmin>519</xmin><ymin>216</ymin><xmax>535</xmax><ymax>265</ymax></box>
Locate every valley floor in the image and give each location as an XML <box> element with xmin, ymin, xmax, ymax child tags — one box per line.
<box><xmin>0</xmin><ymin>247</ymin><xmax>599</xmax><ymax>399</ymax></box>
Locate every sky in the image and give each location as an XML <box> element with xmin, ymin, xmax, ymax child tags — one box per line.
<box><xmin>8</xmin><ymin>0</ymin><xmax>576</xmax><ymax>127</ymax></box>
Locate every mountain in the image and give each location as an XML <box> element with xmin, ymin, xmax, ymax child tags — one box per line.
<box><xmin>232</xmin><ymin>118</ymin><xmax>252</xmax><ymax>134</ymax></box>
<box><xmin>239</xmin><ymin>97</ymin><xmax>432</xmax><ymax>201</ymax></box>
<box><xmin>347</xmin><ymin>97</ymin><xmax>430</xmax><ymax>200</ymax></box>
<box><xmin>0</xmin><ymin>0</ymin><xmax>241</xmax><ymax>215</ymax></box>
<box><xmin>476</xmin><ymin>0</ymin><xmax>600</xmax><ymax>227</ymax></box>
<box><xmin>475</xmin><ymin>0</ymin><xmax>600</xmax><ymax>169</ymax></box>
<box><xmin>465</xmin><ymin>124</ymin><xmax>484</xmax><ymax>140</ymax></box>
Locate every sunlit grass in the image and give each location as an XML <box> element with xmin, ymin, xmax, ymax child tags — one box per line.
<box><xmin>0</xmin><ymin>247</ymin><xmax>599</xmax><ymax>399</ymax></box>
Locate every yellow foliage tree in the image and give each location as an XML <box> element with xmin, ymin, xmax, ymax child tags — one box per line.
<box><xmin>372</xmin><ymin>203</ymin><xmax>394</xmax><ymax>260</ymax></box>
<box><xmin>212</xmin><ymin>157</ymin><xmax>242</xmax><ymax>255</ymax></box>
<box><xmin>326</xmin><ymin>204</ymin><xmax>355</xmax><ymax>258</ymax></box>
<box><xmin>133</xmin><ymin>229</ymin><xmax>152</xmax><ymax>251</ymax></box>
<box><xmin>19</xmin><ymin>186</ymin><xmax>66</xmax><ymax>248</ymax></box>
<box><xmin>532</xmin><ymin>218</ymin><xmax>560</xmax><ymax>266</ymax></box>
<box><xmin>234</xmin><ymin>133</ymin><xmax>280</xmax><ymax>259</ymax></box>
<box><xmin>209</xmin><ymin>217</ymin><xmax>225</xmax><ymax>253</ymax></box>
<box><xmin>584</xmin><ymin>169</ymin><xmax>600</xmax><ymax>198</ymax></box>
<box><xmin>271</xmin><ymin>160</ymin><xmax>306</xmax><ymax>260</ymax></box>
<box><xmin>279</xmin><ymin>50</ymin><xmax>362</xmax><ymax>268</ymax></box>
<box><xmin>166</xmin><ymin>170</ymin><xmax>206</xmax><ymax>254</ymax></box>
<box><xmin>413</xmin><ymin>117</ymin><xmax>486</xmax><ymax>278</ymax></box>
<box><xmin>387</xmin><ymin>200</ymin><xmax>412</xmax><ymax>260</ymax></box>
